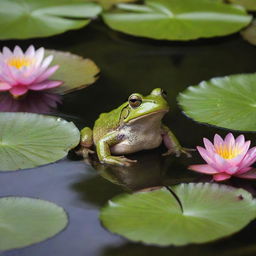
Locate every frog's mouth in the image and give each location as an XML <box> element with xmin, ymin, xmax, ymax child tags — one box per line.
<box><xmin>127</xmin><ymin>108</ymin><xmax>169</xmax><ymax>124</ymax></box>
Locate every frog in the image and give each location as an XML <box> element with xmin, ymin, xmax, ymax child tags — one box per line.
<box><xmin>77</xmin><ymin>88</ymin><xmax>191</xmax><ymax>166</ymax></box>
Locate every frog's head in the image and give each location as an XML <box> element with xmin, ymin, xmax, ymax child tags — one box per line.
<box><xmin>121</xmin><ymin>88</ymin><xmax>170</xmax><ymax>123</ymax></box>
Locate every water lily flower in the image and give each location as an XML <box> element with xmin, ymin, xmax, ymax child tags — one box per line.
<box><xmin>189</xmin><ymin>133</ymin><xmax>256</xmax><ymax>181</ymax></box>
<box><xmin>0</xmin><ymin>45</ymin><xmax>62</xmax><ymax>97</ymax></box>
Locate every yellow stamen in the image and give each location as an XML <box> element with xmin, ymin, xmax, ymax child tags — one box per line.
<box><xmin>215</xmin><ymin>145</ymin><xmax>242</xmax><ymax>159</ymax></box>
<box><xmin>7</xmin><ymin>57</ymin><xmax>33</xmax><ymax>69</ymax></box>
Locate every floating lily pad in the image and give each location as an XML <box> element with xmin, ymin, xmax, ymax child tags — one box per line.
<box><xmin>94</xmin><ymin>0</ymin><xmax>137</xmax><ymax>9</ymax></box>
<box><xmin>0</xmin><ymin>0</ymin><xmax>102</xmax><ymax>39</ymax></box>
<box><xmin>102</xmin><ymin>0</ymin><xmax>251</xmax><ymax>41</ymax></box>
<box><xmin>241</xmin><ymin>19</ymin><xmax>256</xmax><ymax>45</ymax></box>
<box><xmin>0</xmin><ymin>197</ymin><xmax>68</xmax><ymax>251</ymax></box>
<box><xmin>0</xmin><ymin>112</ymin><xmax>80</xmax><ymax>171</ymax></box>
<box><xmin>100</xmin><ymin>183</ymin><xmax>256</xmax><ymax>246</ymax></box>
<box><xmin>228</xmin><ymin>0</ymin><xmax>256</xmax><ymax>11</ymax></box>
<box><xmin>46</xmin><ymin>50</ymin><xmax>100</xmax><ymax>94</ymax></box>
<box><xmin>178</xmin><ymin>73</ymin><xmax>256</xmax><ymax>131</ymax></box>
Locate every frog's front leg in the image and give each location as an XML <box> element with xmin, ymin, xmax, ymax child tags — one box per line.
<box><xmin>161</xmin><ymin>124</ymin><xmax>192</xmax><ymax>158</ymax></box>
<box><xmin>96</xmin><ymin>132</ymin><xmax>137</xmax><ymax>166</ymax></box>
<box><xmin>77</xmin><ymin>127</ymin><xmax>95</xmax><ymax>158</ymax></box>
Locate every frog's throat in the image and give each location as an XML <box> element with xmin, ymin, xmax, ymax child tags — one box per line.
<box><xmin>126</xmin><ymin>108</ymin><xmax>169</xmax><ymax>124</ymax></box>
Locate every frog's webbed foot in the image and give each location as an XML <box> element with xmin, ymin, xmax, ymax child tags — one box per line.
<box><xmin>101</xmin><ymin>156</ymin><xmax>137</xmax><ymax>167</ymax></box>
<box><xmin>162</xmin><ymin>147</ymin><xmax>195</xmax><ymax>158</ymax></box>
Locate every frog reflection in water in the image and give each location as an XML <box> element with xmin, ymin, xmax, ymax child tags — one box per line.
<box><xmin>78</xmin><ymin>88</ymin><xmax>191</xmax><ymax>166</ymax></box>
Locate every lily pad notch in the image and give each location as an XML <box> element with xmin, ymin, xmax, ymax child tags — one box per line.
<box><xmin>100</xmin><ymin>183</ymin><xmax>256</xmax><ymax>246</ymax></box>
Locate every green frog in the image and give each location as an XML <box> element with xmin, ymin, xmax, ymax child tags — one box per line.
<box><xmin>77</xmin><ymin>88</ymin><xmax>191</xmax><ymax>166</ymax></box>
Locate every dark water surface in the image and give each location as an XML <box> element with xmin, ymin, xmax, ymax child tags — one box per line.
<box><xmin>1</xmin><ymin>21</ymin><xmax>256</xmax><ymax>256</ymax></box>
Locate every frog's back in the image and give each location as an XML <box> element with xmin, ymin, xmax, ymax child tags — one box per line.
<box><xmin>93</xmin><ymin>106</ymin><xmax>123</xmax><ymax>144</ymax></box>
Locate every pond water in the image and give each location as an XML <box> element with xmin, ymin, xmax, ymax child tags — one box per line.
<box><xmin>1</xmin><ymin>21</ymin><xmax>256</xmax><ymax>256</ymax></box>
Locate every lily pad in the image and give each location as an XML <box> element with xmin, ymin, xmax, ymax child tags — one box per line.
<box><xmin>46</xmin><ymin>50</ymin><xmax>100</xmax><ymax>94</ymax></box>
<box><xmin>102</xmin><ymin>0</ymin><xmax>252</xmax><ymax>41</ymax></box>
<box><xmin>0</xmin><ymin>112</ymin><xmax>80</xmax><ymax>171</ymax></box>
<box><xmin>0</xmin><ymin>197</ymin><xmax>68</xmax><ymax>251</ymax></box>
<box><xmin>241</xmin><ymin>19</ymin><xmax>256</xmax><ymax>45</ymax></box>
<box><xmin>0</xmin><ymin>0</ymin><xmax>102</xmax><ymax>39</ymax></box>
<box><xmin>93</xmin><ymin>0</ymin><xmax>137</xmax><ymax>9</ymax></box>
<box><xmin>228</xmin><ymin>0</ymin><xmax>256</xmax><ymax>11</ymax></box>
<box><xmin>178</xmin><ymin>73</ymin><xmax>256</xmax><ymax>131</ymax></box>
<box><xmin>100</xmin><ymin>183</ymin><xmax>256</xmax><ymax>246</ymax></box>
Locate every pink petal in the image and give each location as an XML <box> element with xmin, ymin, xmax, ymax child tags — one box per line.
<box><xmin>214</xmin><ymin>134</ymin><xmax>224</xmax><ymax>148</ymax></box>
<box><xmin>197</xmin><ymin>146</ymin><xmax>214</xmax><ymax>165</ymax></box>
<box><xmin>213</xmin><ymin>173</ymin><xmax>231</xmax><ymax>181</ymax></box>
<box><xmin>2</xmin><ymin>47</ymin><xmax>13</xmax><ymax>58</ymax></box>
<box><xmin>0</xmin><ymin>82</ymin><xmax>11</xmax><ymax>91</ymax></box>
<box><xmin>224</xmin><ymin>133</ymin><xmax>235</xmax><ymax>148</ymax></box>
<box><xmin>203</xmin><ymin>138</ymin><xmax>215</xmax><ymax>153</ymax></box>
<box><xmin>10</xmin><ymin>86</ymin><xmax>28</xmax><ymax>96</ymax></box>
<box><xmin>29</xmin><ymin>80</ymin><xmax>62</xmax><ymax>91</ymax></box>
<box><xmin>14</xmin><ymin>45</ymin><xmax>24</xmax><ymax>57</ymax></box>
<box><xmin>33</xmin><ymin>65</ymin><xmax>59</xmax><ymax>84</ymax></box>
<box><xmin>25</xmin><ymin>45</ymin><xmax>35</xmax><ymax>57</ymax></box>
<box><xmin>188</xmin><ymin>164</ymin><xmax>218</xmax><ymax>174</ymax></box>
<box><xmin>34</xmin><ymin>47</ymin><xmax>45</xmax><ymax>67</ymax></box>
<box><xmin>239</xmin><ymin>147</ymin><xmax>256</xmax><ymax>169</ymax></box>
<box><xmin>40</xmin><ymin>55</ymin><xmax>53</xmax><ymax>70</ymax></box>
<box><xmin>235</xmin><ymin>169</ymin><xmax>256</xmax><ymax>179</ymax></box>
<box><xmin>235</xmin><ymin>134</ymin><xmax>245</xmax><ymax>148</ymax></box>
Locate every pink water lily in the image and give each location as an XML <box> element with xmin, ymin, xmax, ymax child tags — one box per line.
<box><xmin>189</xmin><ymin>133</ymin><xmax>256</xmax><ymax>181</ymax></box>
<box><xmin>0</xmin><ymin>45</ymin><xmax>62</xmax><ymax>97</ymax></box>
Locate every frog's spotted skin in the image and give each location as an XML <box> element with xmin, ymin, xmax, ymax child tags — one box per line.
<box><xmin>78</xmin><ymin>88</ymin><xmax>191</xmax><ymax>166</ymax></box>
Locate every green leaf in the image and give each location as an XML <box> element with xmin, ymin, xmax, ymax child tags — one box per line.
<box><xmin>228</xmin><ymin>0</ymin><xmax>256</xmax><ymax>11</ymax></box>
<box><xmin>102</xmin><ymin>0</ymin><xmax>251</xmax><ymax>40</ymax></box>
<box><xmin>178</xmin><ymin>73</ymin><xmax>256</xmax><ymax>131</ymax></box>
<box><xmin>241</xmin><ymin>19</ymin><xmax>256</xmax><ymax>45</ymax></box>
<box><xmin>0</xmin><ymin>0</ymin><xmax>102</xmax><ymax>39</ymax></box>
<box><xmin>46</xmin><ymin>50</ymin><xmax>100</xmax><ymax>94</ymax></box>
<box><xmin>0</xmin><ymin>197</ymin><xmax>68</xmax><ymax>251</ymax></box>
<box><xmin>100</xmin><ymin>183</ymin><xmax>256</xmax><ymax>246</ymax></box>
<box><xmin>93</xmin><ymin>0</ymin><xmax>137</xmax><ymax>9</ymax></box>
<box><xmin>0</xmin><ymin>112</ymin><xmax>80</xmax><ymax>171</ymax></box>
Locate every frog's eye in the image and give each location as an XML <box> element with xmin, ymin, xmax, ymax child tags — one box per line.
<box><xmin>128</xmin><ymin>95</ymin><xmax>142</xmax><ymax>108</ymax></box>
<box><xmin>161</xmin><ymin>89</ymin><xmax>167</xmax><ymax>98</ymax></box>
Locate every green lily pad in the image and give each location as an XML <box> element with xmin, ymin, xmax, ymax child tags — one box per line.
<box><xmin>0</xmin><ymin>0</ymin><xmax>102</xmax><ymax>39</ymax></box>
<box><xmin>228</xmin><ymin>0</ymin><xmax>256</xmax><ymax>11</ymax></box>
<box><xmin>0</xmin><ymin>197</ymin><xmax>68</xmax><ymax>251</ymax></box>
<box><xmin>46</xmin><ymin>50</ymin><xmax>100</xmax><ymax>94</ymax></box>
<box><xmin>93</xmin><ymin>0</ymin><xmax>137</xmax><ymax>9</ymax></box>
<box><xmin>0</xmin><ymin>112</ymin><xmax>80</xmax><ymax>171</ymax></box>
<box><xmin>241</xmin><ymin>19</ymin><xmax>256</xmax><ymax>45</ymax></box>
<box><xmin>102</xmin><ymin>0</ymin><xmax>252</xmax><ymax>41</ymax></box>
<box><xmin>178</xmin><ymin>73</ymin><xmax>256</xmax><ymax>131</ymax></box>
<box><xmin>100</xmin><ymin>183</ymin><xmax>256</xmax><ymax>246</ymax></box>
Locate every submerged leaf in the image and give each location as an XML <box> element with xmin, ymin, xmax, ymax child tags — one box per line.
<box><xmin>0</xmin><ymin>112</ymin><xmax>80</xmax><ymax>171</ymax></box>
<box><xmin>100</xmin><ymin>183</ymin><xmax>256</xmax><ymax>246</ymax></box>
<box><xmin>0</xmin><ymin>0</ymin><xmax>102</xmax><ymax>39</ymax></box>
<box><xmin>0</xmin><ymin>197</ymin><xmax>68</xmax><ymax>251</ymax></box>
<box><xmin>46</xmin><ymin>50</ymin><xmax>100</xmax><ymax>94</ymax></box>
<box><xmin>178</xmin><ymin>73</ymin><xmax>256</xmax><ymax>131</ymax></box>
<box><xmin>102</xmin><ymin>0</ymin><xmax>252</xmax><ymax>40</ymax></box>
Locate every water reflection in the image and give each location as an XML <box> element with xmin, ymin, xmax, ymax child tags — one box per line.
<box><xmin>90</xmin><ymin>149</ymin><xmax>198</xmax><ymax>192</ymax></box>
<box><xmin>0</xmin><ymin>91</ymin><xmax>62</xmax><ymax>114</ymax></box>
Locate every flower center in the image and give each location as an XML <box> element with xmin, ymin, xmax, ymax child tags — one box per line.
<box><xmin>7</xmin><ymin>57</ymin><xmax>33</xmax><ymax>69</ymax></box>
<box><xmin>215</xmin><ymin>145</ymin><xmax>241</xmax><ymax>159</ymax></box>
